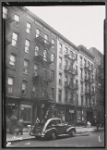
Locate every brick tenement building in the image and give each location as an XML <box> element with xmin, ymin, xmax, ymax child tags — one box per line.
<box><xmin>3</xmin><ymin>6</ymin><xmax>104</xmax><ymax>126</ymax></box>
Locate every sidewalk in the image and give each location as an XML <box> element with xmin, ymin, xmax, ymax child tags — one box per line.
<box><xmin>6</xmin><ymin>126</ymin><xmax>104</xmax><ymax>143</ymax></box>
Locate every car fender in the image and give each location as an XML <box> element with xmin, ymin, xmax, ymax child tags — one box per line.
<box><xmin>44</xmin><ymin>128</ymin><xmax>57</xmax><ymax>138</ymax></box>
<box><xmin>66</xmin><ymin>127</ymin><xmax>76</xmax><ymax>133</ymax></box>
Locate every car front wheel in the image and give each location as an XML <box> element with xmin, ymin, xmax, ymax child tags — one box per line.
<box><xmin>69</xmin><ymin>129</ymin><xmax>75</xmax><ymax>137</ymax></box>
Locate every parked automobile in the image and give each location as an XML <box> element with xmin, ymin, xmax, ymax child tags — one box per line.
<box><xmin>30</xmin><ymin>118</ymin><xmax>76</xmax><ymax>140</ymax></box>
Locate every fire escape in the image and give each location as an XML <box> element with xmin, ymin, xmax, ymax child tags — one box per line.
<box><xmin>32</xmin><ymin>35</ymin><xmax>53</xmax><ymax>101</ymax></box>
<box><xmin>84</xmin><ymin>64</ymin><xmax>95</xmax><ymax>109</ymax></box>
<box><xmin>64</xmin><ymin>53</ymin><xmax>78</xmax><ymax>106</ymax></box>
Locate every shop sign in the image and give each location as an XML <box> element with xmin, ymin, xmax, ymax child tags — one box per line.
<box><xmin>69</xmin><ymin>110</ymin><xmax>74</xmax><ymax>113</ymax></box>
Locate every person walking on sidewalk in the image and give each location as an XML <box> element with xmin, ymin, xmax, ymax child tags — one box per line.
<box><xmin>17</xmin><ymin>119</ymin><xmax>24</xmax><ymax>135</ymax></box>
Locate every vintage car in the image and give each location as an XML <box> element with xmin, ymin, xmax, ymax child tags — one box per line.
<box><xmin>30</xmin><ymin>118</ymin><xmax>76</xmax><ymax>140</ymax></box>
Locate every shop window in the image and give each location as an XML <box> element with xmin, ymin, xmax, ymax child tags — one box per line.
<box><xmin>26</xmin><ymin>22</ymin><xmax>31</xmax><ymax>34</ymax></box>
<box><xmin>7</xmin><ymin>77</ymin><xmax>14</xmax><ymax>94</ymax></box>
<box><xmin>34</xmin><ymin>64</ymin><xmax>38</xmax><ymax>76</ymax></box>
<box><xmin>14</xmin><ymin>14</ymin><xmax>19</xmax><ymax>23</ymax></box>
<box><xmin>35</xmin><ymin>45</ymin><xmax>39</xmax><ymax>56</ymax></box>
<box><xmin>9</xmin><ymin>54</ymin><xmax>16</xmax><ymax>66</ymax></box>
<box><xmin>3</xmin><ymin>7</ymin><xmax>7</xmax><ymax>19</ymax></box>
<box><xmin>25</xmin><ymin>39</ymin><xmax>30</xmax><ymax>53</ymax></box>
<box><xmin>12</xmin><ymin>32</ymin><xmax>18</xmax><ymax>47</ymax></box>
<box><xmin>19</xmin><ymin>104</ymin><xmax>32</xmax><ymax>123</ymax></box>
<box><xmin>36</xmin><ymin>28</ymin><xmax>40</xmax><ymax>38</ymax></box>
<box><xmin>23</xmin><ymin>59</ymin><xmax>29</xmax><ymax>74</ymax></box>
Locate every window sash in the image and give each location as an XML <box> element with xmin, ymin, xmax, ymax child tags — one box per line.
<box><xmin>36</xmin><ymin>29</ymin><xmax>40</xmax><ymax>37</ymax></box>
<box><xmin>22</xmin><ymin>83</ymin><xmax>26</xmax><ymax>90</ymax></box>
<box><xmin>51</xmin><ymin>54</ymin><xmax>54</xmax><ymax>62</ymax></box>
<box><xmin>12</xmin><ymin>33</ymin><xmax>18</xmax><ymax>40</ymax></box>
<box><xmin>8</xmin><ymin>77</ymin><xmax>14</xmax><ymax>85</ymax></box>
<box><xmin>25</xmin><ymin>40</ymin><xmax>30</xmax><ymax>46</ymax></box>
<box><xmin>3</xmin><ymin>7</ymin><xmax>7</xmax><ymax>14</ymax></box>
<box><xmin>8</xmin><ymin>86</ymin><xmax>13</xmax><ymax>93</ymax></box>
<box><xmin>14</xmin><ymin>14</ymin><xmax>19</xmax><ymax>22</ymax></box>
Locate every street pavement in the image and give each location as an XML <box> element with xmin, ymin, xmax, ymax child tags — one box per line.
<box><xmin>6</xmin><ymin>131</ymin><xmax>104</xmax><ymax>147</ymax></box>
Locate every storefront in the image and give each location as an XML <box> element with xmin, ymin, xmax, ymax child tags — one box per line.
<box><xmin>56</xmin><ymin>104</ymin><xmax>66</xmax><ymax>122</ymax></box>
<box><xmin>76</xmin><ymin>110</ymin><xmax>82</xmax><ymax>125</ymax></box>
<box><xmin>66</xmin><ymin>106</ymin><xmax>75</xmax><ymax>124</ymax></box>
<box><xmin>81</xmin><ymin>110</ymin><xmax>87</xmax><ymax>123</ymax></box>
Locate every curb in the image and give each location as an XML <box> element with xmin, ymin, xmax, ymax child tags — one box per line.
<box><xmin>6</xmin><ymin>128</ymin><xmax>104</xmax><ymax>143</ymax></box>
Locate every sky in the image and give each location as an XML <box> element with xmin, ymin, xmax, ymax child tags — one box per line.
<box><xmin>26</xmin><ymin>6</ymin><xmax>105</xmax><ymax>54</ymax></box>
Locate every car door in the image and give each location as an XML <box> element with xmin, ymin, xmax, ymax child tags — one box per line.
<box><xmin>55</xmin><ymin>120</ymin><xmax>66</xmax><ymax>135</ymax></box>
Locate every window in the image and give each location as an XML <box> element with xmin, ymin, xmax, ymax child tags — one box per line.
<box><xmin>35</xmin><ymin>46</ymin><xmax>39</xmax><ymax>56</ymax></box>
<box><xmin>25</xmin><ymin>39</ymin><xmax>30</xmax><ymax>53</ymax></box>
<box><xmin>70</xmin><ymin>51</ymin><xmax>73</xmax><ymax>58</ymax></box>
<box><xmin>80</xmin><ymin>56</ymin><xmax>82</xmax><ymax>66</ymax></box>
<box><xmin>23</xmin><ymin>59</ymin><xmax>29</xmax><ymax>74</ymax></box>
<box><xmin>51</xmin><ymin>39</ymin><xmax>55</xmax><ymax>48</ymax></box>
<box><xmin>22</xmin><ymin>81</ymin><xmax>27</xmax><ymax>92</ymax></box>
<box><xmin>65</xmin><ymin>47</ymin><xmax>68</xmax><ymax>55</ymax></box>
<box><xmin>36</xmin><ymin>28</ymin><xmax>40</xmax><ymax>38</ymax></box>
<box><xmin>51</xmin><ymin>54</ymin><xmax>54</xmax><ymax>62</ymax></box>
<box><xmin>14</xmin><ymin>14</ymin><xmax>19</xmax><ymax>22</ymax></box>
<box><xmin>76</xmin><ymin>80</ymin><xmax>78</xmax><ymax>87</ymax></box>
<box><xmin>59</xmin><ymin>73</ymin><xmax>62</xmax><ymax>85</ymax></box>
<box><xmin>26</xmin><ymin>22</ymin><xmax>31</xmax><ymax>33</ymax></box>
<box><xmin>44</xmin><ymin>34</ymin><xmax>48</xmax><ymax>43</ymax></box>
<box><xmin>80</xmin><ymin>68</ymin><xmax>83</xmax><ymax>79</ymax></box>
<box><xmin>59</xmin><ymin>57</ymin><xmax>62</xmax><ymax>69</ymax></box>
<box><xmin>84</xmin><ymin>59</ymin><xmax>86</xmax><ymax>66</ymax></box>
<box><xmin>65</xmin><ymin>90</ymin><xmax>68</xmax><ymax>99</ymax></box>
<box><xmin>65</xmin><ymin>60</ymin><xmax>68</xmax><ymax>68</ymax></box>
<box><xmin>7</xmin><ymin>77</ymin><xmax>14</xmax><ymax>94</ymax></box>
<box><xmin>3</xmin><ymin>7</ymin><xmax>7</xmax><ymax>19</ymax></box>
<box><xmin>58</xmin><ymin>90</ymin><xmax>62</xmax><ymax>102</ymax></box>
<box><xmin>65</xmin><ymin>75</ymin><xmax>68</xmax><ymax>82</ymax></box>
<box><xmin>51</xmin><ymin>70</ymin><xmax>54</xmax><ymax>80</ymax></box>
<box><xmin>43</xmin><ymin>50</ymin><xmax>47</xmax><ymax>61</ymax></box>
<box><xmin>9</xmin><ymin>54</ymin><xmax>16</xmax><ymax>66</ymax></box>
<box><xmin>81</xmin><ymin>96</ymin><xmax>83</xmax><ymax>106</ymax></box>
<box><xmin>12</xmin><ymin>32</ymin><xmax>18</xmax><ymax>46</ymax></box>
<box><xmin>59</xmin><ymin>43</ymin><xmax>62</xmax><ymax>54</ymax></box>
<box><xmin>81</xmin><ymin>82</ymin><xmax>83</xmax><ymax>93</ymax></box>
<box><xmin>51</xmin><ymin>88</ymin><xmax>54</xmax><ymax>99</ymax></box>
<box><xmin>34</xmin><ymin>64</ymin><xmax>38</xmax><ymax>76</ymax></box>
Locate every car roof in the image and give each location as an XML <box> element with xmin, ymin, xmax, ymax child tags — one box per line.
<box><xmin>48</xmin><ymin>118</ymin><xmax>61</xmax><ymax>121</ymax></box>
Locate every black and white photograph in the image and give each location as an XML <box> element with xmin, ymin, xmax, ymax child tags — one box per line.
<box><xmin>2</xmin><ymin>2</ymin><xmax>105</xmax><ymax>148</ymax></box>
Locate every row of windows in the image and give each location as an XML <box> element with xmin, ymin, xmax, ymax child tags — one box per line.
<box><xmin>3</xmin><ymin>7</ymin><xmax>55</xmax><ymax>48</ymax></box>
<box><xmin>7</xmin><ymin>76</ymin><xmax>54</xmax><ymax>99</ymax></box>
<box><xmin>9</xmin><ymin>54</ymin><xmax>55</xmax><ymax>77</ymax></box>
<box><xmin>11</xmin><ymin>32</ymin><xmax>55</xmax><ymax>63</ymax></box>
<box><xmin>80</xmin><ymin>56</ymin><xmax>94</xmax><ymax>70</ymax></box>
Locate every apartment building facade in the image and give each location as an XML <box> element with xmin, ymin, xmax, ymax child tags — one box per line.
<box><xmin>3</xmin><ymin>5</ymin><xmax>103</xmax><ymax>126</ymax></box>
<box><xmin>3</xmin><ymin>6</ymin><xmax>57</xmax><ymax>125</ymax></box>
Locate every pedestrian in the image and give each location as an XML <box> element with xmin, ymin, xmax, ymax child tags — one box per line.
<box><xmin>17</xmin><ymin>119</ymin><xmax>24</xmax><ymax>135</ymax></box>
